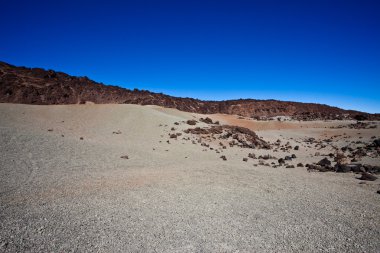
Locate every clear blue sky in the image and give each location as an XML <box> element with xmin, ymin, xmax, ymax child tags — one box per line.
<box><xmin>1</xmin><ymin>0</ymin><xmax>379</xmax><ymax>113</ymax></box>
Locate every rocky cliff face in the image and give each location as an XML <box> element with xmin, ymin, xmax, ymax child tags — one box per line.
<box><xmin>0</xmin><ymin>61</ymin><xmax>377</xmax><ymax>120</ymax></box>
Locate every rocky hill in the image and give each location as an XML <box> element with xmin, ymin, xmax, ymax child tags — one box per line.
<box><xmin>0</xmin><ymin>61</ymin><xmax>377</xmax><ymax>120</ymax></box>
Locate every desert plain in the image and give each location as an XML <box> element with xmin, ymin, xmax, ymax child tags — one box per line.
<box><xmin>0</xmin><ymin>103</ymin><xmax>379</xmax><ymax>252</ymax></box>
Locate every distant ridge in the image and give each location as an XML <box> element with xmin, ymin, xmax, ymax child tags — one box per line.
<box><xmin>0</xmin><ymin>61</ymin><xmax>377</xmax><ymax>120</ymax></box>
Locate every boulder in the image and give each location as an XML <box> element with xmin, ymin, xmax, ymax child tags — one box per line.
<box><xmin>317</xmin><ymin>158</ymin><xmax>331</xmax><ymax>166</ymax></box>
<box><xmin>186</xmin><ymin>120</ymin><xmax>197</xmax><ymax>125</ymax></box>
<box><xmin>358</xmin><ymin>172</ymin><xmax>378</xmax><ymax>181</ymax></box>
<box><xmin>362</xmin><ymin>164</ymin><xmax>380</xmax><ymax>174</ymax></box>
<box><xmin>200</xmin><ymin>117</ymin><xmax>213</xmax><ymax>124</ymax></box>
<box><xmin>307</xmin><ymin>164</ymin><xmax>332</xmax><ymax>172</ymax></box>
<box><xmin>373</xmin><ymin>139</ymin><xmax>380</xmax><ymax>147</ymax></box>
<box><xmin>335</xmin><ymin>163</ymin><xmax>363</xmax><ymax>173</ymax></box>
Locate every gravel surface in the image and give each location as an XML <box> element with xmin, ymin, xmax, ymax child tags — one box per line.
<box><xmin>0</xmin><ymin>104</ymin><xmax>379</xmax><ymax>252</ymax></box>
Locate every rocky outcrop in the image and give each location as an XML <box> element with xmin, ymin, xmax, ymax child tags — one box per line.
<box><xmin>184</xmin><ymin>125</ymin><xmax>270</xmax><ymax>149</ymax></box>
<box><xmin>1</xmin><ymin>61</ymin><xmax>378</xmax><ymax>120</ymax></box>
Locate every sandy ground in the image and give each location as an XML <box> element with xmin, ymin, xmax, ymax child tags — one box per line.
<box><xmin>0</xmin><ymin>103</ymin><xmax>379</xmax><ymax>252</ymax></box>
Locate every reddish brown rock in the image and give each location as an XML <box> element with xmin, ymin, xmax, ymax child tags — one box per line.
<box><xmin>1</xmin><ymin>61</ymin><xmax>378</xmax><ymax>120</ymax></box>
<box><xmin>184</xmin><ymin>125</ymin><xmax>270</xmax><ymax>150</ymax></box>
<box><xmin>200</xmin><ymin>117</ymin><xmax>214</xmax><ymax>124</ymax></box>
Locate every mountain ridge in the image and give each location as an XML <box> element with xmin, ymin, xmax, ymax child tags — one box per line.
<box><xmin>1</xmin><ymin>61</ymin><xmax>378</xmax><ymax>120</ymax></box>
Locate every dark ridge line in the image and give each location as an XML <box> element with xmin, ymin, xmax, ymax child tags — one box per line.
<box><xmin>0</xmin><ymin>61</ymin><xmax>378</xmax><ymax>120</ymax></box>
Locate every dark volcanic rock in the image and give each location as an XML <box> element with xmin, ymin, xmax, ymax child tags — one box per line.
<box><xmin>334</xmin><ymin>163</ymin><xmax>380</xmax><ymax>174</ymax></box>
<box><xmin>199</xmin><ymin>117</ymin><xmax>214</xmax><ymax>124</ymax></box>
<box><xmin>307</xmin><ymin>164</ymin><xmax>333</xmax><ymax>172</ymax></box>
<box><xmin>259</xmin><ymin>154</ymin><xmax>275</xmax><ymax>160</ymax></box>
<box><xmin>1</xmin><ymin>61</ymin><xmax>378</xmax><ymax>120</ymax></box>
<box><xmin>335</xmin><ymin>163</ymin><xmax>362</xmax><ymax>173</ymax></box>
<box><xmin>186</xmin><ymin>120</ymin><xmax>197</xmax><ymax>125</ymax></box>
<box><xmin>317</xmin><ymin>158</ymin><xmax>331</xmax><ymax>167</ymax></box>
<box><xmin>358</xmin><ymin>172</ymin><xmax>378</xmax><ymax>181</ymax></box>
<box><xmin>362</xmin><ymin>164</ymin><xmax>380</xmax><ymax>174</ymax></box>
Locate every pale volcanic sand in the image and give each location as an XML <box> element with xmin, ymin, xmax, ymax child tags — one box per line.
<box><xmin>0</xmin><ymin>103</ymin><xmax>379</xmax><ymax>252</ymax></box>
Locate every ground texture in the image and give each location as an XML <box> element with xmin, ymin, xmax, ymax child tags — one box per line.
<box><xmin>0</xmin><ymin>104</ymin><xmax>379</xmax><ymax>252</ymax></box>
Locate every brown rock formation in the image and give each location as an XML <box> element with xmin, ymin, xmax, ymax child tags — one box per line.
<box><xmin>1</xmin><ymin>61</ymin><xmax>378</xmax><ymax>120</ymax></box>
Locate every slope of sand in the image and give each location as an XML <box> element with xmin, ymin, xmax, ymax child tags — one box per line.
<box><xmin>0</xmin><ymin>103</ymin><xmax>379</xmax><ymax>252</ymax></box>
